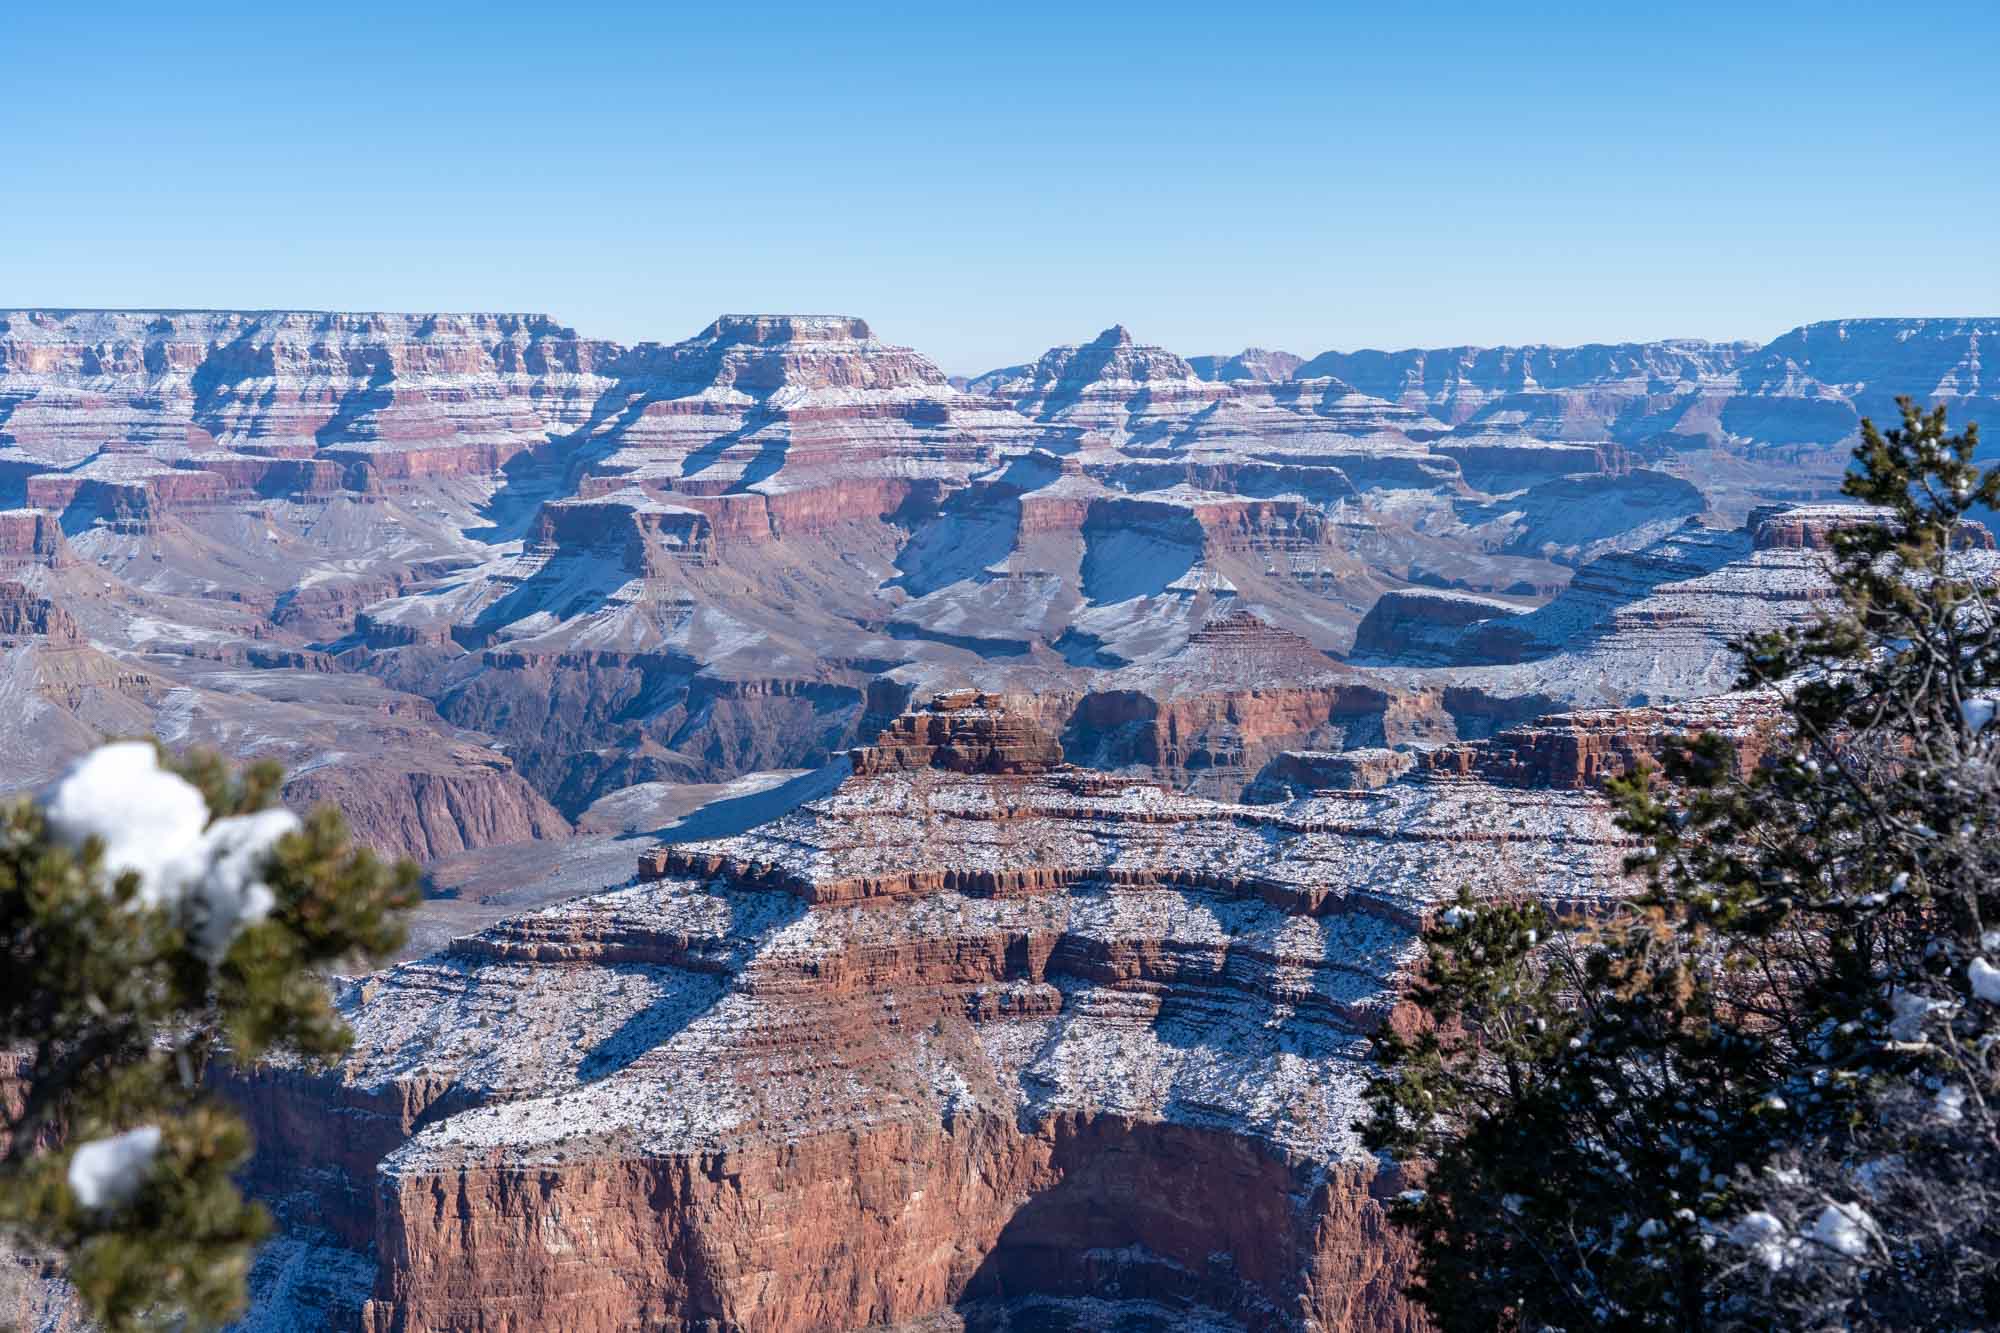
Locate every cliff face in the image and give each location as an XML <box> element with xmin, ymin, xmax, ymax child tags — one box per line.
<box><xmin>1293</xmin><ymin>318</ymin><xmax>1999</xmax><ymax>453</ymax></box>
<box><xmin>1418</xmin><ymin>692</ymin><xmax>1784</xmax><ymax>789</ymax></box>
<box><xmin>1063</xmin><ymin>610</ymin><xmax>1550</xmax><ymax>799</ymax></box>
<box><xmin>0</xmin><ymin>309</ymin><xmax>620</xmax><ymax>479</ymax></box>
<box><xmin>281</xmin><ymin>758</ymin><xmax>572</xmax><ymax>864</ymax></box>
<box><xmin>0</xmin><ymin>306</ymin><xmax>1971</xmax><ymax>894</ymax></box>
<box><xmin>235</xmin><ymin>694</ymin><xmax>1638</xmax><ymax>1332</ymax></box>
<box><xmin>0</xmin><ymin>509</ymin><xmax>71</xmax><ymax>569</ymax></box>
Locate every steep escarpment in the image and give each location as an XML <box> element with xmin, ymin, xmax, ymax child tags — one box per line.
<box><xmin>1065</xmin><ymin>609</ymin><xmax>1551</xmax><ymax>798</ymax></box>
<box><xmin>0</xmin><ymin>311</ymin><xmax>622</xmax><ymax>521</ymax></box>
<box><xmin>233</xmin><ymin>694</ymin><xmax>1638</xmax><ymax>1332</ymax></box>
<box><xmin>0</xmin><ymin>509</ymin><xmax>71</xmax><ymax>569</ymax></box>
<box><xmin>0</xmin><ymin>308</ymin><xmax>1975</xmax><ymax>884</ymax></box>
<box><xmin>1417</xmin><ymin>691</ymin><xmax>1783</xmax><ymax>789</ymax></box>
<box><xmin>282</xmin><ymin>755</ymin><xmax>572</xmax><ymax>864</ymax></box>
<box><xmin>1296</xmin><ymin>318</ymin><xmax>1998</xmax><ymax>455</ymax></box>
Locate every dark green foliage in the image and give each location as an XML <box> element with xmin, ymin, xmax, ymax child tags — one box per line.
<box><xmin>0</xmin><ymin>749</ymin><xmax>418</xmax><ymax>1331</ymax></box>
<box><xmin>1363</xmin><ymin>400</ymin><xmax>2000</xmax><ymax>1331</ymax></box>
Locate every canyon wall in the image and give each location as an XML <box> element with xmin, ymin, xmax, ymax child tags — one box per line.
<box><xmin>233</xmin><ymin>694</ymin><xmax>1641</xmax><ymax>1331</ymax></box>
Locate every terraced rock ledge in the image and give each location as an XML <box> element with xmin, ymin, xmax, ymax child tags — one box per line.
<box><xmin>237</xmin><ymin>693</ymin><xmax>1651</xmax><ymax>1332</ymax></box>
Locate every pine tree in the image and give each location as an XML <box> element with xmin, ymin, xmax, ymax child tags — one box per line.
<box><xmin>0</xmin><ymin>743</ymin><xmax>417</xmax><ymax>1330</ymax></box>
<box><xmin>1362</xmin><ymin>400</ymin><xmax>2000</xmax><ymax>1330</ymax></box>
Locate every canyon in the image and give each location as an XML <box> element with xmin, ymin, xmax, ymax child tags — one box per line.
<box><xmin>0</xmin><ymin>306</ymin><xmax>1992</xmax><ymax>1329</ymax></box>
<box><xmin>235</xmin><ymin>692</ymin><xmax>1653</xmax><ymax>1331</ymax></box>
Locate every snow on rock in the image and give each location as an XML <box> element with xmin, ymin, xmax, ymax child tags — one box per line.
<box><xmin>1888</xmin><ymin>987</ymin><xmax>1949</xmax><ymax>1041</ymax></box>
<box><xmin>235</xmin><ymin>694</ymin><xmax>1647</xmax><ymax>1332</ymax></box>
<box><xmin>1969</xmin><ymin>957</ymin><xmax>2000</xmax><ymax>1004</ymax></box>
<box><xmin>67</xmin><ymin>1125</ymin><xmax>161</xmax><ymax>1211</ymax></box>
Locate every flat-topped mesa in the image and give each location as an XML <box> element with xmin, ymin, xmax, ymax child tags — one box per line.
<box><xmin>607</xmin><ymin>312</ymin><xmax>946</xmax><ymax>400</ymax></box>
<box><xmin>698</xmin><ymin>313</ymin><xmax>875</xmax><ymax>345</ymax></box>
<box><xmin>1244</xmin><ymin>748</ymin><xmax>1417</xmax><ymax>801</ymax></box>
<box><xmin>532</xmin><ymin>488</ymin><xmax>716</xmax><ymax>574</ymax></box>
<box><xmin>847</xmin><ymin>689</ymin><xmax>1065</xmax><ymax>777</ymax></box>
<box><xmin>562</xmin><ymin>315</ymin><xmax>1040</xmax><ymax>540</ymax></box>
<box><xmin>1749</xmin><ymin>500</ymin><xmax>1998</xmax><ymax>551</ymax></box>
<box><xmin>0</xmin><ymin>309</ymin><xmax>624</xmax><ymax>500</ymax></box>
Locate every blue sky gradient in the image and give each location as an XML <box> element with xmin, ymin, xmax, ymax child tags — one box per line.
<box><xmin>4</xmin><ymin>1</ymin><xmax>1995</xmax><ymax>372</ymax></box>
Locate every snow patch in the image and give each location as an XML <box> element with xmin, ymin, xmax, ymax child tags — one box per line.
<box><xmin>68</xmin><ymin>1125</ymin><xmax>161</xmax><ymax>1210</ymax></box>
<box><xmin>42</xmin><ymin>743</ymin><xmax>298</xmax><ymax>961</ymax></box>
<box><xmin>1809</xmin><ymin>1201</ymin><xmax>1875</xmax><ymax>1259</ymax></box>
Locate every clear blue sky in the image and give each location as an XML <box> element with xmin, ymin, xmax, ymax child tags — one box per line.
<box><xmin>4</xmin><ymin>1</ymin><xmax>1995</xmax><ymax>373</ymax></box>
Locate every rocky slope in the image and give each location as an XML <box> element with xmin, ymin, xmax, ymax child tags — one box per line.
<box><xmin>235</xmin><ymin>693</ymin><xmax>1639</xmax><ymax>1332</ymax></box>
<box><xmin>0</xmin><ymin>306</ymin><xmax>1974</xmax><ymax>870</ymax></box>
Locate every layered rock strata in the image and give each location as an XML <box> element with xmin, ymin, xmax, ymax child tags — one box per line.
<box><xmin>238</xmin><ymin>696</ymin><xmax>1638</xmax><ymax>1332</ymax></box>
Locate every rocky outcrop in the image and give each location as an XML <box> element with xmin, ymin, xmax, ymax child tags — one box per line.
<box><xmin>1351</xmin><ymin>589</ymin><xmax>1525</xmax><ymax>663</ymax></box>
<box><xmin>1065</xmin><ymin>609</ymin><xmax>1551</xmax><ymax>798</ymax></box>
<box><xmin>235</xmin><ymin>695</ymin><xmax>1638</xmax><ymax>1332</ymax></box>
<box><xmin>976</xmin><ymin>325</ymin><xmax>1229</xmax><ymax>446</ymax></box>
<box><xmin>0</xmin><ymin>509</ymin><xmax>70</xmax><ymax>568</ymax></box>
<box><xmin>1419</xmin><ymin>692</ymin><xmax>1784</xmax><ymax>789</ymax></box>
<box><xmin>1243</xmin><ymin>748</ymin><xmax>1417</xmax><ymax>801</ymax></box>
<box><xmin>1746</xmin><ymin>501</ymin><xmax>1996</xmax><ymax>552</ymax></box>
<box><xmin>1297</xmin><ymin>318</ymin><xmax>1998</xmax><ymax>453</ymax></box>
<box><xmin>559</xmin><ymin>315</ymin><xmax>1038</xmax><ymax>540</ymax></box>
<box><xmin>282</xmin><ymin>754</ymin><xmax>572</xmax><ymax>864</ymax></box>
<box><xmin>1189</xmin><ymin>347</ymin><xmax>1305</xmax><ymax>383</ymax></box>
<box><xmin>0</xmin><ymin>309</ymin><xmax>620</xmax><ymax>480</ymax></box>
<box><xmin>0</xmin><ymin>582</ymin><xmax>80</xmax><ymax>645</ymax></box>
<box><xmin>532</xmin><ymin>489</ymin><xmax>716</xmax><ymax>575</ymax></box>
<box><xmin>850</xmin><ymin>689</ymin><xmax>1064</xmax><ymax>775</ymax></box>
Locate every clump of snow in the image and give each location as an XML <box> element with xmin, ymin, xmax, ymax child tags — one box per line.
<box><xmin>180</xmin><ymin>809</ymin><xmax>297</xmax><ymax>962</ymax></box>
<box><xmin>1809</xmin><ymin>1201</ymin><xmax>1875</xmax><ymax>1259</ymax></box>
<box><xmin>42</xmin><ymin>743</ymin><xmax>298</xmax><ymax>962</ymax></box>
<box><xmin>1961</xmin><ymin>697</ymin><xmax>1996</xmax><ymax>734</ymax></box>
<box><xmin>1438</xmin><ymin>906</ymin><xmax>1470</xmax><ymax>928</ymax></box>
<box><xmin>68</xmin><ymin>1125</ymin><xmax>161</xmax><ymax>1210</ymax></box>
<box><xmin>1935</xmin><ymin>1085</ymin><xmax>1967</xmax><ymax>1125</ymax></box>
<box><xmin>1888</xmin><ymin>988</ymin><xmax>1948</xmax><ymax>1041</ymax></box>
<box><xmin>43</xmin><ymin>742</ymin><xmax>209</xmax><ymax>909</ymax></box>
<box><xmin>1970</xmin><ymin>957</ymin><xmax>2000</xmax><ymax>1004</ymax></box>
<box><xmin>1731</xmin><ymin>1210</ymin><xmax>1790</xmax><ymax>1270</ymax></box>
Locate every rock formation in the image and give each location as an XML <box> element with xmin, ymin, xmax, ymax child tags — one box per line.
<box><xmin>0</xmin><ymin>304</ymin><xmax>1978</xmax><ymax>876</ymax></box>
<box><xmin>1294</xmin><ymin>318</ymin><xmax>1997</xmax><ymax>455</ymax></box>
<box><xmin>236</xmin><ymin>694</ymin><xmax>1638</xmax><ymax>1332</ymax></box>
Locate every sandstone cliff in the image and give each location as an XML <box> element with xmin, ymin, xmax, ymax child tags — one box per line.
<box><xmin>234</xmin><ymin>694</ymin><xmax>1639</xmax><ymax>1331</ymax></box>
<box><xmin>282</xmin><ymin>756</ymin><xmax>573</xmax><ymax>865</ymax></box>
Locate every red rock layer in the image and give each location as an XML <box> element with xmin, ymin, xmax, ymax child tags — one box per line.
<box><xmin>282</xmin><ymin>757</ymin><xmax>573</xmax><ymax>864</ymax></box>
<box><xmin>1420</xmin><ymin>693</ymin><xmax>1784</xmax><ymax>788</ymax></box>
<box><xmin>0</xmin><ymin>510</ymin><xmax>71</xmax><ymax>569</ymax></box>
<box><xmin>849</xmin><ymin>689</ymin><xmax>1065</xmax><ymax>776</ymax></box>
<box><xmin>231</xmin><ymin>694</ymin><xmax>1647</xmax><ymax>1332</ymax></box>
